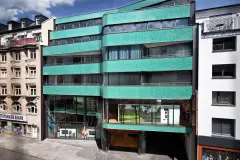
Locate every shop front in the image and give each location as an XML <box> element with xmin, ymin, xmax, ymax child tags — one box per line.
<box><xmin>46</xmin><ymin>95</ymin><xmax>101</xmax><ymax>140</ymax></box>
<box><xmin>0</xmin><ymin>113</ymin><xmax>27</xmax><ymax>135</ymax></box>
<box><xmin>198</xmin><ymin>145</ymin><xmax>240</xmax><ymax>160</ymax></box>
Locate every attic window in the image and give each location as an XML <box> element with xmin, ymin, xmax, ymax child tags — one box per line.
<box><xmin>36</xmin><ymin>18</ymin><xmax>40</xmax><ymax>25</ymax></box>
<box><xmin>22</xmin><ymin>21</ymin><xmax>26</xmax><ymax>28</ymax></box>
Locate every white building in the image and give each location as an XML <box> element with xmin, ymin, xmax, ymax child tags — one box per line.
<box><xmin>196</xmin><ymin>5</ymin><xmax>240</xmax><ymax>160</ymax></box>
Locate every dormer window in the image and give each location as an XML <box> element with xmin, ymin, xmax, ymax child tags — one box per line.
<box><xmin>36</xmin><ymin>18</ymin><xmax>40</xmax><ymax>25</ymax></box>
<box><xmin>22</xmin><ymin>21</ymin><xmax>26</xmax><ymax>28</ymax></box>
<box><xmin>8</xmin><ymin>23</ymin><xmax>12</xmax><ymax>30</ymax></box>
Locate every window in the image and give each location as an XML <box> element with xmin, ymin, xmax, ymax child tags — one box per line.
<box><xmin>94</xmin><ymin>19</ymin><xmax>102</xmax><ymax>25</ymax></box>
<box><xmin>29</xmin><ymin>67</ymin><xmax>36</xmax><ymax>78</ymax></box>
<box><xmin>36</xmin><ymin>18</ymin><xmax>40</xmax><ymax>25</ymax></box>
<box><xmin>1</xmin><ymin>86</ymin><xmax>6</xmax><ymax>95</ymax></box>
<box><xmin>21</xmin><ymin>21</ymin><xmax>26</xmax><ymax>28</ymax></box>
<box><xmin>27</xmin><ymin>102</ymin><xmax>37</xmax><ymax>113</ymax></box>
<box><xmin>1</xmin><ymin>69</ymin><xmax>7</xmax><ymax>79</ymax></box>
<box><xmin>136</xmin><ymin>23</ymin><xmax>147</xmax><ymax>31</ymax></box>
<box><xmin>14</xmin><ymin>52</ymin><xmax>21</xmax><ymax>60</ymax></box>
<box><xmin>147</xmin><ymin>21</ymin><xmax>162</xmax><ymax>29</ymax></box>
<box><xmin>213</xmin><ymin>37</ymin><xmax>236</xmax><ymax>52</ymax></box>
<box><xmin>65</xmin><ymin>23</ymin><xmax>73</xmax><ymax>30</ymax></box>
<box><xmin>14</xmin><ymin>68</ymin><xmax>21</xmax><ymax>78</ymax></box>
<box><xmin>12</xmin><ymin>102</ymin><xmax>22</xmax><ymax>112</ymax></box>
<box><xmin>0</xmin><ymin>101</ymin><xmax>7</xmax><ymax>111</ymax></box>
<box><xmin>162</xmin><ymin>20</ymin><xmax>175</xmax><ymax>28</ymax></box>
<box><xmin>212</xmin><ymin>64</ymin><xmax>236</xmax><ymax>78</ymax></box>
<box><xmin>58</xmin><ymin>39</ymin><xmax>67</xmax><ymax>45</ymax></box>
<box><xmin>1</xmin><ymin>54</ymin><xmax>6</xmax><ymax>62</ymax></box>
<box><xmin>86</xmin><ymin>20</ymin><xmax>94</xmax><ymax>26</ymax></box>
<box><xmin>212</xmin><ymin>118</ymin><xmax>234</xmax><ymax>137</ymax></box>
<box><xmin>212</xmin><ymin>91</ymin><xmax>235</xmax><ymax>105</ymax></box>
<box><xmin>30</xmin><ymin>87</ymin><xmax>36</xmax><ymax>96</ymax></box>
<box><xmin>14</xmin><ymin>86</ymin><xmax>21</xmax><ymax>95</ymax></box>
<box><xmin>30</xmin><ymin>50</ymin><xmax>36</xmax><ymax>59</ymax></box>
<box><xmin>175</xmin><ymin>19</ymin><xmax>189</xmax><ymax>27</ymax></box>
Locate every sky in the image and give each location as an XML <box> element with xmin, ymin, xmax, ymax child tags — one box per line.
<box><xmin>0</xmin><ymin>0</ymin><xmax>239</xmax><ymax>23</ymax></box>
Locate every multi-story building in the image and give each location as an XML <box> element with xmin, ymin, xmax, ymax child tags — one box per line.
<box><xmin>42</xmin><ymin>0</ymin><xmax>197</xmax><ymax>159</ymax></box>
<box><xmin>0</xmin><ymin>15</ymin><xmax>48</xmax><ymax>139</ymax></box>
<box><xmin>196</xmin><ymin>5</ymin><xmax>240</xmax><ymax>160</ymax></box>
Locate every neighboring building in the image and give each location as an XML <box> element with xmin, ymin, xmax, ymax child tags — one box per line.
<box><xmin>42</xmin><ymin>0</ymin><xmax>197</xmax><ymax>159</ymax></box>
<box><xmin>196</xmin><ymin>5</ymin><xmax>240</xmax><ymax>160</ymax></box>
<box><xmin>0</xmin><ymin>15</ymin><xmax>48</xmax><ymax>139</ymax></box>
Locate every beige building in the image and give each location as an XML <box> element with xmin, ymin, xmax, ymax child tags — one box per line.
<box><xmin>0</xmin><ymin>15</ymin><xmax>47</xmax><ymax>139</ymax></box>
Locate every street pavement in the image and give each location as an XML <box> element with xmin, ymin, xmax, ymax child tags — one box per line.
<box><xmin>0</xmin><ymin>134</ymin><xmax>174</xmax><ymax>160</ymax></box>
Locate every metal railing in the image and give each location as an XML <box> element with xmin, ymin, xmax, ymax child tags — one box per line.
<box><xmin>141</xmin><ymin>82</ymin><xmax>192</xmax><ymax>86</ymax></box>
<box><xmin>44</xmin><ymin>59</ymin><xmax>101</xmax><ymax>66</ymax></box>
<box><xmin>203</xmin><ymin>16</ymin><xmax>240</xmax><ymax>33</ymax></box>
<box><xmin>0</xmin><ymin>38</ymin><xmax>37</xmax><ymax>49</ymax></box>
<box><xmin>44</xmin><ymin>83</ymin><xmax>101</xmax><ymax>86</ymax></box>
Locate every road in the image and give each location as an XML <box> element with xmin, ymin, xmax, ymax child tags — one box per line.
<box><xmin>0</xmin><ymin>147</ymin><xmax>43</xmax><ymax>160</ymax></box>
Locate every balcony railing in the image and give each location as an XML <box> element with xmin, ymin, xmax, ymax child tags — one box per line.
<box><xmin>203</xmin><ymin>16</ymin><xmax>240</xmax><ymax>33</ymax></box>
<box><xmin>44</xmin><ymin>83</ymin><xmax>101</xmax><ymax>86</ymax></box>
<box><xmin>0</xmin><ymin>38</ymin><xmax>37</xmax><ymax>49</ymax></box>
<box><xmin>141</xmin><ymin>82</ymin><xmax>192</xmax><ymax>86</ymax></box>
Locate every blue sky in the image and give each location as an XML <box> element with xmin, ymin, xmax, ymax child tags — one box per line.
<box><xmin>0</xmin><ymin>0</ymin><xmax>240</xmax><ymax>23</ymax></box>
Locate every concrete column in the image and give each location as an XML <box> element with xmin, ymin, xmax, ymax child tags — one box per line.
<box><xmin>139</xmin><ymin>131</ymin><xmax>146</xmax><ymax>154</ymax></box>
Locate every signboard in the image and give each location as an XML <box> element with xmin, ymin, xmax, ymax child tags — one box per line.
<box><xmin>0</xmin><ymin>113</ymin><xmax>27</xmax><ymax>122</ymax></box>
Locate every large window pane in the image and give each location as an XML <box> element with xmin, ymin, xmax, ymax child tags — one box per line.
<box><xmin>103</xmin><ymin>26</ymin><xmax>111</xmax><ymax>34</ymax></box>
<box><xmin>136</xmin><ymin>23</ymin><xmax>147</xmax><ymax>31</ymax></box>
<box><xmin>86</xmin><ymin>20</ymin><xmax>94</xmax><ymax>26</ymax></box>
<box><xmin>119</xmin><ymin>46</ymin><xmax>129</xmax><ymax>60</ymax></box>
<box><xmin>111</xmin><ymin>25</ymin><xmax>122</xmax><ymax>33</ymax></box>
<box><xmin>212</xmin><ymin>118</ymin><xmax>222</xmax><ymax>134</ymax></box>
<box><xmin>162</xmin><ymin>20</ymin><xmax>175</xmax><ymax>28</ymax></box>
<box><xmin>212</xmin><ymin>118</ymin><xmax>235</xmax><ymax>137</ymax></box>
<box><xmin>122</xmin><ymin>24</ymin><xmax>135</xmax><ymax>32</ymax></box>
<box><xmin>212</xmin><ymin>91</ymin><xmax>235</xmax><ymax>105</ymax></box>
<box><xmin>176</xmin><ymin>19</ymin><xmax>189</xmax><ymax>27</ymax></box>
<box><xmin>65</xmin><ymin>23</ymin><xmax>73</xmax><ymax>29</ymax></box>
<box><xmin>108</xmin><ymin>47</ymin><xmax>118</xmax><ymax>60</ymax></box>
<box><xmin>94</xmin><ymin>19</ymin><xmax>102</xmax><ymax>25</ymax></box>
<box><xmin>130</xmin><ymin>45</ymin><xmax>142</xmax><ymax>59</ymax></box>
<box><xmin>147</xmin><ymin>21</ymin><xmax>162</xmax><ymax>29</ymax></box>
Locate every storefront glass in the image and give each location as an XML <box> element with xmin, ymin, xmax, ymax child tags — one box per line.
<box><xmin>104</xmin><ymin>99</ymin><xmax>191</xmax><ymax>126</ymax></box>
<box><xmin>46</xmin><ymin>95</ymin><xmax>101</xmax><ymax>140</ymax></box>
<box><xmin>202</xmin><ymin>148</ymin><xmax>240</xmax><ymax>160</ymax></box>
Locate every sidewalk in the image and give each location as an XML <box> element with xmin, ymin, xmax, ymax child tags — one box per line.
<box><xmin>0</xmin><ymin>134</ymin><xmax>173</xmax><ymax>160</ymax></box>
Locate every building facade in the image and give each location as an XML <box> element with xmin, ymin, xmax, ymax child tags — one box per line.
<box><xmin>42</xmin><ymin>0</ymin><xmax>196</xmax><ymax>159</ymax></box>
<box><xmin>0</xmin><ymin>15</ymin><xmax>48</xmax><ymax>139</ymax></box>
<box><xmin>196</xmin><ymin>5</ymin><xmax>240</xmax><ymax>160</ymax></box>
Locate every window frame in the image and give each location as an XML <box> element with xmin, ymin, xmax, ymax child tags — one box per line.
<box><xmin>1</xmin><ymin>86</ymin><xmax>7</xmax><ymax>95</ymax></box>
<box><xmin>30</xmin><ymin>87</ymin><xmax>36</xmax><ymax>96</ymax></box>
<box><xmin>14</xmin><ymin>52</ymin><xmax>21</xmax><ymax>61</ymax></box>
<box><xmin>30</xmin><ymin>50</ymin><xmax>36</xmax><ymax>59</ymax></box>
<box><xmin>212</xmin><ymin>118</ymin><xmax>235</xmax><ymax>138</ymax></box>
<box><xmin>212</xmin><ymin>91</ymin><xmax>235</xmax><ymax>106</ymax></box>
<box><xmin>14</xmin><ymin>87</ymin><xmax>21</xmax><ymax>95</ymax></box>
<box><xmin>1</xmin><ymin>54</ymin><xmax>6</xmax><ymax>62</ymax></box>
<box><xmin>212</xmin><ymin>36</ymin><xmax>237</xmax><ymax>52</ymax></box>
<box><xmin>1</xmin><ymin>70</ymin><xmax>7</xmax><ymax>79</ymax></box>
<box><xmin>212</xmin><ymin>64</ymin><xmax>236</xmax><ymax>79</ymax></box>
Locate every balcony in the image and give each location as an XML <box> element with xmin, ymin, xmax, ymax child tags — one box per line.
<box><xmin>11</xmin><ymin>78</ymin><xmax>21</xmax><ymax>84</ymax></box>
<box><xmin>103</xmin><ymin>27</ymin><xmax>193</xmax><ymax>47</ymax></box>
<box><xmin>0</xmin><ymin>38</ymin><xmax>37</xmax><ymax>49</ymax></box>
<box><xmin>50</xmin><ymin>25</ymin><xmax>102</xmax><ymax>40</ymax></box>
<box><xmin>103</xmin><ymin>5</ymin><xmax>190</xmax><ymax>26</ymax></box>
<box><xmin>43</xmin><ymin>40</ymin><xmax>101</xmax><ymax>56</ymax></box>
<box><xmin>25</xmin><ymin>59</ymin><xmax>36</xmax><ymax>66</ymax></box>
<box><xmin>102</xmin><ymin>85</ymin><xmax>192</xmax><ymax>99</ymax></box>
<box><xmin>203</xmin><ymin>16</ymin><xmax>240</xmax><ymax>33</ymax></box>
<box><xmin>103</xmin><ymin>100</ymin><xmax>192</xmax><ymax>133</ymax></box>
<box><xmin>25</xmin><ymin>77</ymin><xmax>36</xmax><ymax>85</ymax></box>
<box><xmin>43</xmin><ymin>85</ymin><xmax>101</xmax><ymax>96</ymax></box>
<box><xmin>103</xmin><ymin>57</ymin><xmax>192</xmax><ymax>73</ymax></box>
<box><xmin>43</xmin><ymin>63</ymin><xmax>101</xmax><ymax>75</ymax></box>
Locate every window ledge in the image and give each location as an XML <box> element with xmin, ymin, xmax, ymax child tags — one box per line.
<box><xmin>211</xmin><ymin>104</ymin><xmax>235</xmax><ymax>107</ymax></box>
<box><xmin>212</xmin><ymin>49</ymin><xmax>236</xmax><ymax>53</ymax></box>
<box><xmin>27</xmin><ymin>113</ymin><xmax>37</xmax><ymax>116</ymax></box>
<box><xmin>211</xmin><ymin>134</ymin><xmax>235</xmax><ymax>139</ymax></box>
<box><xmin>212</xmin><ymin>77</ymin><xmax>236</xmax><ymax>79</ymax></box>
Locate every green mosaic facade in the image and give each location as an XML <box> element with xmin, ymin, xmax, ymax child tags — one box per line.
<box><xmin>43</xmin><ymin>0</ymin><xmax>194</xmax><ymax>134</ymax></box>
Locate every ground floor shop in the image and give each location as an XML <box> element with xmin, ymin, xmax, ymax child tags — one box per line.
<box><xmin>0</xmin><ymin>113</ymin><xmax>39</xmax><ymax>138</ymax></box>
<box><xmin>198</xmin><ymin>145</ymin><xmax>240</xmax><ymax>160</ymax></box>
<box><xmin>198</xmin><ymin>136</ymin><xmax>240</xmax><ymax>160</ymax></box>
<box><xmin>45</xmin><ymin>95</ymin><xmax>101</xmax><ymax>140</ymax></box>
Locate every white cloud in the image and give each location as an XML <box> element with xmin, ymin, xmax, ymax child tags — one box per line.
<box><xmin>0</xmin><ymin>0</ymin><xmax>75</xmax><ymax>21</ymax></box>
